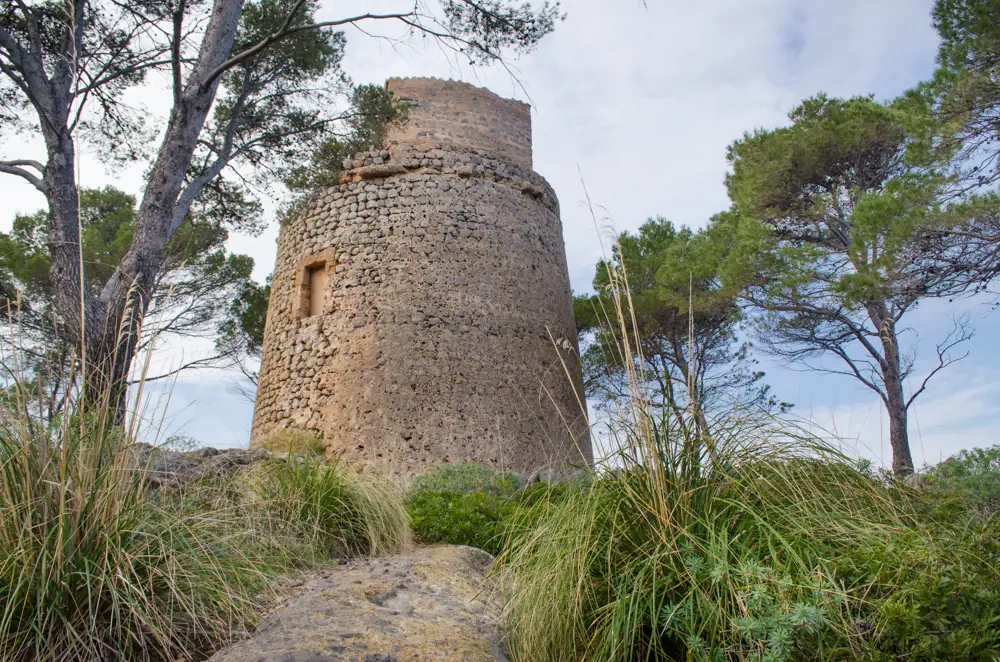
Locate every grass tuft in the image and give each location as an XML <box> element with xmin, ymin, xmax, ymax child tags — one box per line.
<box><xmin>0</xmin><ymin>417</ymin><xmax>286</xmax><ymax>661</ymax></box>
<box><xmin>0</xmin><ymin>404</ymin><xmax>410</xmax><ymax>661</ymax></box>
<box><xmin>248</xmin><ymin>455</ymin><xmax>411</xmax><ymax>557</ymax></box>
<box><xmin>256</xmin><ymin>429</ymin><xmax>326</xmax><ymax>456</ymax></box>
<box><xmin>498</xmin><ymin>413</ymin><xmax>910</xmax><ymax>661</ymax></box>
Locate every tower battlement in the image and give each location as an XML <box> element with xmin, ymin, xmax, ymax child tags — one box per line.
<box><xmin>385</xmin><ymin>77</ymin><xmax>533</xmax><ymax>167</ymax></box>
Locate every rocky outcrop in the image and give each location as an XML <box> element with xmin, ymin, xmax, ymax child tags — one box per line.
<box><xmin>133</xmin><ymin>444</ymin><xmax>271</xmax><ymax>488</ymax></box>
<box><xmin>208</xmin><ymin>545</ymin><xmax>507</xmax><ymax>662</ymax></box>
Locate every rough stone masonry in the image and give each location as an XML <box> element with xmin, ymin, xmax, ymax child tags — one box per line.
<box><xmin>250</xmin><ymin>77</ymin><xmax>592</xmax><ymax>479</ymax></box>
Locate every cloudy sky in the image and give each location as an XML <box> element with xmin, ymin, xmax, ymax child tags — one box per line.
<box><xmin>3</xmin><ymin>0</ymin><xmax>997</xmax><ymax>467</ymax></box>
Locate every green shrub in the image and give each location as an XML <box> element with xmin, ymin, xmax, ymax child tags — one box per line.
<box><xmin>924</xmin><ymin>445</ymin><xmax>1000</xmax><ymax>517</ymax></box>
<box><xmin>406</xmin><ymin>488</ymin><xmax>515</xmax><ymax>555</ymax></box>
<box><xmin>405</xmin><ymin>463</ymin><xmax>567</xmax><ymax>556</ymax></box>
<box><xmin>833</xmin><ymin>517</ymin><xmax>1000</xmax><ymax>661</ymax></box>
<box><xmin>406</xmin><ymin>463</ymin><xmax>518</xmax><ymax>555</ymax></box>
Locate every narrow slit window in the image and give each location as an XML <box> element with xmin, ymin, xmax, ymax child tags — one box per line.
<box><xmin>306</xmin><ymin>263</ymin><xmax>328</xmax><ymax>317</ymax></box>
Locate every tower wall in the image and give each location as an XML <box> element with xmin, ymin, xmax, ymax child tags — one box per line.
<box><xmin>385</xmin><ymin>77</ymin><xmax>533</xmax><ymax>167</ymax></box>
<box><xmin>251</xmin><ymin>78</ymin><xmax>591</xmax><ymax>478</ymax></box>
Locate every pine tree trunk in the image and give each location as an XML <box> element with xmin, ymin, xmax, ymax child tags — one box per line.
<box><xmin>886</xmin><ymin>390</ymin><xmax>913</xmax><ymax>477</ymax></box>
<box><xmin>43</xmin><ymin>131</ymin><xmax>139</xmax><ymax>421</ymax></box>
<box><xmin>878</xmin><ymin>318</ymin><xmax>915</xmax><ymax>476</ymax></box>
<box><xmin>82</xmin><ymin>302</ymin><xmax>143</xmax><ymax>424</ymax></box>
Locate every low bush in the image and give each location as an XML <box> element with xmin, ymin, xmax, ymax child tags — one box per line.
<box><xmin>406</xmin><ymin>488</ymin><xmax>518</xmax><ymax>555</ymax></box>
<box><xmin>834</xmin><ymin>452</ymin><xmax>1000</xmax><ymax>659</ymax></box>
<box><xmin>834</xmin><ymin>517</ymin><xmax>1000</xmax><ymax>661</ymax></box>
<box><xmin>405</xmin><ymin>462</ymin><xmax>568</xmax><ymax>556</ymax></box>
<box><xmin>923</xmin><ymin>444</ymin><xmax>1000</xmax><ymax>517</ymax></box>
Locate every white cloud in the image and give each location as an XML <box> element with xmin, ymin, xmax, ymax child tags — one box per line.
<box><xmin>131</xmin><ymin>374</ymin><xmax>255</xmax><ymax>449</ymax></box>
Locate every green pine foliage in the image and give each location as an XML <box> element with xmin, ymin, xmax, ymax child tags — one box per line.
<box><xmin>927</xmin><ymin>0</ymin><xmax>1000</xmax><ymax>187</ymax></box>
<box><xmin>0</xmin><ymin>187</ymin><xmax>255</xmax><ymax>310</ymax></box>
<box><xmin>281</xmin><ymin>84</ymin><xmax>410</xmax><ymax>220</ymax></box>
<box><xmin>0</xmin><ymin>187</ymin><xmax>260</xmax><ymax>422</ymax></box>
<box><xmin>574</xmin><ymin>216</ymin><xmax>787</xmax><ymax>419</ymax></box>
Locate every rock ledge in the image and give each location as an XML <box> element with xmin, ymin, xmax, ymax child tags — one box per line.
<box><xmin>208</xmin><ymin>545</ymin><xmax>506</xmax><ymax>662</ymax></box>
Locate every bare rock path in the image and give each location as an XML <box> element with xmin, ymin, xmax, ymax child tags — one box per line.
<box><xmin>208</xmin><ymin>545</ymin><xmax>508</xmax><ymax>662</ymax></box>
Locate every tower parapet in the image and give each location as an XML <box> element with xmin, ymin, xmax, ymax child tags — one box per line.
<box><xmin>251</xmin><ymin>77</ymin><xmax>591</xmax><ymax>479</ymax></box>
<box><xmin>385</xmin><ymin>77</ymin><xmax>533</xmax><ymax>168</ymax></box>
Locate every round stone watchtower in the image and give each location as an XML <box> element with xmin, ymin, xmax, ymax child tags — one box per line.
<box><xmin>251</xmin><ymin>77</ymin><xmax>592</xmax><ymax>478</ymax></box>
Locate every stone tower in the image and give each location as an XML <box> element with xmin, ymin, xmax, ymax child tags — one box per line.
<box><xmin>251</xmin><ymin>77</ymin><xmax>591</xmax><ymax>478</ymax></box>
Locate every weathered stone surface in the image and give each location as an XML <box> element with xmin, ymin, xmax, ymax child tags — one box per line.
<box><xmin>385</xmin><ymin>78</ymin><xmax>533</xmax><ymax>168</ymax></box>
<box><xmin>251</xmin><ymin>78</ymin><xmax>592</xmax><ymax>480</ymax></box>
<box><xmin>349</xmin><ymin>164</ymin><xmax>408</xmax><ymax>181</ymax></box>
<box><xmin>133</xmin><ymin>444</ymin><xmax>271</xmax><ymax>488</ymax></box>
<box><xmin>208</xmin><ymin>545</ymin><xmax>507</xmax><ymax>662</ymax></box>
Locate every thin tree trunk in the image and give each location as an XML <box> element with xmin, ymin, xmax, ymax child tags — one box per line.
<box><xmin>878</xmin><ymin>319</ymin><xmax>915</xmax><ymax>476</ymax></box>
<box><xmin>43</xmin><ymin>129</ymin><xmax>137</xmax><ymax>418</ymax></box>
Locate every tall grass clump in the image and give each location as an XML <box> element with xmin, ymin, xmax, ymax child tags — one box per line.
<box><xmin>0</xmin><ymin>313</ymin><xmax>410</xmax><ymax>660</ymax></box>
<box><xmin>247</xmin><ymin>455</ymin><xmax>411</xmax><ymax>557</ymax></box>
<box><xmin>0</xmin><ymin>390</ymin><xmax>411</xmax><ymax>661</ymax></box>
<box><xmin>0</xmin><ymin>402</ymin><xmax>289</xmax><ymax>661</ymax></box>
<box><xmin>500</xmin><ymin>412</ymin><xmax>913</xmax><ymax>661</ymax></box>
<box><xmin>497</xmin><ymin>256</ymin><xmax>1000</xmax><ymax>661</ymax></box>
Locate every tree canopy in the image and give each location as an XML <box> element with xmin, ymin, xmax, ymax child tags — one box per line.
<box><xmin>0</xmin><ymin>186</ymin><xmax>255</xmax><ymax>419</ymax></box>
<box><xmin>722</xmin><ymin>94</ymin><xmax>988</xmax><ymax>475</ymax></box>
<box><xmin>575</xmin><ymin>217</ymin><xmax>785</xmax><ymax>436</ymax></box>
<box><xmin>930</xmin><ymin>0</ymin><xmax>1000</xmax><ymax>186</ymax></box>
